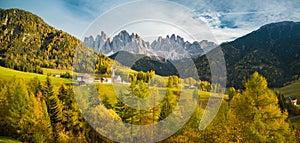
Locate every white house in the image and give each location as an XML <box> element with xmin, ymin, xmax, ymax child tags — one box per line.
<box><xmin>75</xmin><ymin>75</ymin><xmax>94</xmax><ymax>84</ymax></box>
<box><xmin>76</xmin><ymin>76</ymin><xmax>84</xmax><ymax>81</ymax></box>
<box><xmin>286</xmin><ymin>97</ymin><xmax>298</xmax><ymax>106</ymax></box>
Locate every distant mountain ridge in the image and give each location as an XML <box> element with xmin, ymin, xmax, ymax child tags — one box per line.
<box><xmin>84</xmin><ymin>31</ymin><xmax>217</xmax><ymax>60</ymax></box>
<box><xmin>216</xmin><ymin>21</ymin><xmax>300</xmax><ymax>88</ymax></box>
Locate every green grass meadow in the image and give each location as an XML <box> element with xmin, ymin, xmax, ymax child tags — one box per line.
<box><xmin>0</xmin><ymin>66</ymin><xmax>74</xmax><ymax>85</ymax></box>
<box><xmin>279</xmin><ymin>82</ymin><xmax>300</xmax><ymax>98</ymax></box>
<box><xmin>42</xmin><ymin>68</ymin><xmax>76</xmax><ymax>75</ymax></box>
<box><xmin>0</xmin><ymin>136</ymin><xmax>21</xmax><ymax>143</ymax></box>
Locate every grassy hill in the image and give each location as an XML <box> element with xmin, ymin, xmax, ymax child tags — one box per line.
<box><xmin>0</xmin><ymin>66</ymin><xmax>73</xmax><ymax>85</ymax></box>
<box><xmin>42</xmin><ymin>68</ymin><xmax>76</xmax><ymax>75</ymax></box>
<box><xmin>279</xmin><ymin>81</ymin><xmax>300</xmax><ymax>97</ymax></box>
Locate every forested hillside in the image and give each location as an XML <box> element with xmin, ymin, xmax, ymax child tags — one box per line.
<box><xmin>220</xmin><ymin>21</ymin><xmax>300</xmax><ymax>88</ymax></box>
<box><xmin>109</xmin><ymin>51</ymin><xmax>178</xmax><ymax>76</ymax></box>
<box><xmin>0</xmin><ymin>8</ymin><xmax>112</xmax><ymax>74</ymax></box>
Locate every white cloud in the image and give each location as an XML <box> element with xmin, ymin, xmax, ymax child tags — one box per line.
<box><xmin>210</xmin><ymin>27</ymin><xmax>255</xmax><ymax>44</ymax></box>
<box><xmin>2</xmin><ymin>0</ymin><xmax>300</xmax><ymax>43</ymax></box>
<box><xmin>180</xmin><ymin>0</ymin><xmax>300</xmax><ymax>43</ymax></box>
<box><xmin>83</xmin><ymin>0</ymin><xmax>217</xmax><ymax>43</ymax></box>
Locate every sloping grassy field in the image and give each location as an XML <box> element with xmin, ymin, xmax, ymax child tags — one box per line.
<box><xmin>279</xmin><ymin>82</ymin><xmax>300</xmax><ymax>97</ymax></box>
<box><xmin>42</xmin><ymin>68</ymin><xmax>76</xmax><ymax>75</ymax></box>
<box><xmin>0</xmin><ymin>136</ymin><xmax>21</xmax><ymax>143</ymax></box>
<box><xmin>0</xmin><ymin>66</ymin><xmax>73</xmax><ymax>85</ymax></box>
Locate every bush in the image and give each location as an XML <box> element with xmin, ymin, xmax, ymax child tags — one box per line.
<box><xmin>60</xmin><ymin>72</ymin><xmax>72</xmax><ymax>79</ymax></box>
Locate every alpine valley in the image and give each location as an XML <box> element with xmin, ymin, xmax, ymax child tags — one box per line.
<box><xmin>84</xmin><ymin>21</ymin><xmax>300</xmax><ymax>88</ymax></box>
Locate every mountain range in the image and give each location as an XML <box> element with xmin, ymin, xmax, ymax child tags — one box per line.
<box><xmin>84</xmin><ymin>31</ymin><xmax>217</xmax><ymax>60</ymax></box>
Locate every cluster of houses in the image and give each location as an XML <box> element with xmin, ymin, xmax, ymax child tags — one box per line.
<box><xmin>48</xmin><ymin>68</ymin><xmax>130</xmax><ymax>86</ymax></box>
<box><xmin>75</xmin><ymin>75</ymin><xmax>125</xmax><ymax>85</ymax></box>
<box><xmin>75</xmin><ymin>68</ymin><xmax>129</xmax><ymax>85</ymax></box>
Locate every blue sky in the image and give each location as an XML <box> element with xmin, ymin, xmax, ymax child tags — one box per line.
<box><xmin>1</xmin><ymin>0</ymin><xmax>300</xmax><ymax>43</ymax></box>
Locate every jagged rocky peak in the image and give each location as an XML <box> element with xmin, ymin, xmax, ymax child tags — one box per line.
<box><xmin>116</xmin><ymin>30</ymin><xmax>131</xmax><ymax>42</ymax></box>
<box><xmin>168</xmin><ymin>34</ymin><xmax>184</xmax><ymax>44</ymax></box>
<box><xmin>83</xmin><ymin>35</ymin><xmax>95</xmax><ymax>49</ymax></box>
<box><xmin>152</xmin><ymin>34</ymin><xmax>185</xmax><ymax>46</ymax></box>
<box><xmin>98</xmin><ymin>31</ymin><xmax>108</xmax><ymax>40</ymax></box>
<box><xmin>89</xmin><ymin>30</ymin><xmax>150</xmax><ymax>55</ymax></box>
<box><xmin>170</xmin><ymin>34</ymin><xmax>176</xmax><ymax>40</ymax></box>
<box><xmin>177</xmin><ymin>35</ymin><xmax>184</xmax><ymax>43</ymax></box>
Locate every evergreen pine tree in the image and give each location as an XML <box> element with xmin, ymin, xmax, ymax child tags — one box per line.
<box><xmin>275</xmin><ymin>90</ymin><xmax>287</xmax><ymax>113</ymax></box>
<box><xmin>159</xmin><ymin>89</ymin><xmax>174</xmax><ymax>120</ymax></box>
<box><xmin>43</xmin><ymin>76</ymin><xmax>63</xmax><ymax>140</ymax></box>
